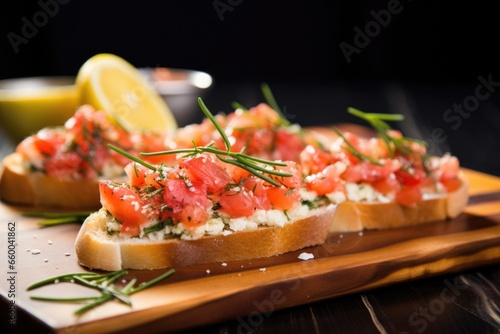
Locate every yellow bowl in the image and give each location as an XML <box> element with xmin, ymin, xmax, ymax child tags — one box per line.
<box><xmin>0</xmin><ymin>76</ymin><xmax>78</xmax><ymax>144</ymax></box>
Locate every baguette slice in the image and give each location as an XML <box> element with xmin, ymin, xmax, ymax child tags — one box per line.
<box><xmin>0</xmin><ymin>152</ymin><xmax>101</xmax><ymax>210</ymax></box>
<box><xmin>330</xmin><ymin>172</ymin><xmax>469</xmax><ymax>232</ymax></box>
<box><xmin>75</xmin><ymin>205</ymin><xmax>337</xmax><ymax>271</ymax></box>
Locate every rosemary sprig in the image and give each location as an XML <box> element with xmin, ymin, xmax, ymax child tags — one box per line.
<box><xmin>332</xmin><ymin>127</ymin><xmax>383</xmax><ymax>166</ymax></box>
<box><xmin>27</xmin><ymin>269</ymin><xmax>175</xmax><ymax>315</ymax></box>
<box><xmin>22</xmin><ymin>211</ymin><xmax>92</xmax><ymax>227</ymax></box>
<box><xmin>231</xmin><ymin>101</ymin><xmax>247</xmax><ymax>111</ymax></box>
<box><xmin>261</xmin><ymin>83</ymin><xmax>291</xmax><ymax>126</ymax></box>
<box><xmin>346</xmin><ymin>107</ymin><xmax>431</xmax><ymax>173</ymax></box>
<box><xmin>136</xmin><ymin>98</ymin><xmax>293</xmax><ymax>187</ymax></box>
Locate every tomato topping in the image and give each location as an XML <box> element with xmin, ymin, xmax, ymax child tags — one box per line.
<box><xmin>342</xmin><ymin>160</ymin><xmax>397</xmax><ymax>183</ymax></box>
<box><xmin>395</xmin><ymin>168</ymin><xmax>426</xmax><ymax>186</ymax></box>
<box><xmin>250</xmin><ymin>103</ymin><xmax>282</xmax><ymax>127</ymax></box>
<box><xmin>44</xmin><ymin>152</ymin><xmax>86</xmax><ymax>178</ymax></box>
<box><xmin>163</xmin><ymin>179</ymin><xmax>209</xmax><ymax>213</ymax></box>
<box><xmin>439</xmin><ymin>156</ymin><xmax>460</xmax><ymax>181</ymax></box>
<box><xmin>268</xmin><ymin>161</ymin><xmax>302</xmax><ymax>189</ymax></box>
<box><xmin>275</xmin><ymin>130</ymin><xmax>306</xmax><ymax>162</ymax></box>
<box><xmin>216</xmin><ymin>159</ymin><xmax>251</xmax><ymax>183</ymax></box>
<box><xmin>125</xmin><ymin>163</ymin><xmax>147</xmax><ymax>188</ymax></box>
<box><xmin>305</xmin><ymin>162</ymin><xmax>346</xmax><ymax>195</ymax></box>
<box><xmin>180</xmin><ymin>203</ymin><xmax>210</xmax><ymax>228</ymax></box>
<box><xmin>242</xmin><ymin>177</ymin><xmax>271</xmax><ymax>210</ymax></box>
<box><xmin>300</xmin><ymin>145</ymin><xmax>335</xmax><ymax>175</ymax></box>
<box><xmin>441</xmin><ymin>177</ymin><xmax>462</xmax><ymax>192</ymax></box>
<box><xmin>181</xmin><ymin>156</ymin><xmax>232</xmax><ymax>194</ymax></box>
<box><xmin>99</xmin><ymin>181</ymin><xmax>149</xmax><ymax>236</ymax></box>
<box><xmin>265</xmin><ymin>187</ymin><xmax>300</xmax><ymax>210</ymax></box>
<box><xmin>372</xmin><ymin>176</ymin><xmax>401</xmax><ymax>194</ymax></box>
<box><xmin>395</xmin><ymin>185</ymin><xmax>422</xmax><ymax>207</ymax></box>
<box><xmin>219</xmin><ymin>188</ymin><xmax>256</xmax><ymax>218</ymax></box>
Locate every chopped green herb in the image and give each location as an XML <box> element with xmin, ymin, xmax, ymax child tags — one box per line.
<box><xmin>143</xmin><ymin>218</ymin><xmax>174</xmax><ymax>234</ymax></box>
<box><xmin>27</xmin><ymin>269</ymin><xmax>175</xmax><ymax>315</ymax></box>
<box><xmin>23</xmin><ymin>211</ymin><xmax>92</xmax><ymax>227</ymax></box>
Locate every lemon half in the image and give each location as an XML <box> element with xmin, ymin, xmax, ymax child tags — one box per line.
<box><xmin>76</xmin><ymin>53</ymin><xmax>177</xmax><ymax>133</ymax></box>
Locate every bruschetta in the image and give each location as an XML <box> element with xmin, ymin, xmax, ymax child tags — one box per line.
<box><xmin>74</xmin><ymin>101</ymin><xmax>469</xmax><ymax>270</ymax></box>
<box><xmin>0</xmin><ymin>103</ymin><xmax>323</xmax><ymax>209</ymax></box>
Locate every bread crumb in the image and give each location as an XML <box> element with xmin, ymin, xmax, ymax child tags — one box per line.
<box><xmin>298</xmin><ymin>252</ymin><xmax>314</xmax><ymax>261</ymax></box>
<box><xmin>31</xmin><ymin>249</ymin><xmax>41</xmax><ymax>255</ymax></box>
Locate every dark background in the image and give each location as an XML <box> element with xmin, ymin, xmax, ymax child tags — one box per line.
<box><xmin>1</xmin><ymin>0</ymin><xmax>499</xmax><ymax>175</ymax></box>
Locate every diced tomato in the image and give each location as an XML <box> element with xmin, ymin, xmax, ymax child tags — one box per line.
<box><xmin>439</xmin><ymin>156</ymin><xmax>460</xmax><ymax>181</ymax></box>
<box><xmin>179</xmin><ymin>203</ymin><xmax>210</xmax><ymax>228</ymax></box>
<box><xmin>275</xmin><ymin>129</ymin><xmax>306</xmax><ymax>162</ymax></box>
<box><xmin>163</xmin><ymin>179</ymin><xmax>209</xmax><ymax>213</ymax></box>
<box><xmin>395</xmin><ymin>185</ymin><xmax>422</xmax><ymax>207</ymax></box>
<box><xmin>300</xmin><ymin>145</ymin><xmax>334</xmax><ymax>175</ymax></box>
<box><xmin>32</xmin><ymin>137</ymin><xmax>59</xmax><ymax>156</ymax></box>
<box><xmin>125</xmin><ymin>163</ymin><xmax>147</xmax><ymax>187</ymax></box>
<box><xmin>226</xmin><ymin>108</ymin><xmax>261</xmax><ymax>129</ymax></box>
<box><xmin>250</xmin><ymin>103</ymin><xmax>281</xmax><ymax>127</ymax></box>
<box><xmin>44</xmin><ymin>152</ymin><xmax>85</xmax><ymax>178</ymax></box>
<box><xmin>395</xmin><ymin>168</ymin><xmax>427</xmax><ymax>187</ymax></box>
<box><xmin>99</xmin><ymin>181</ymin><xmax>149</xmax><ymax>236</ymax></box>
<box><xmin>246</xmin><ymin>128</ymin><xmax>275</xmax><ymax>154</ymax></box>
<box><xmin>242</xmin><ymin>177</ymin><xmax>271</xmax><ymax>210</ymax></box>
<box><xmin>441</xmin><ymin>177</ymin><xmax>462</xmax><ymax>192</ymax></box>
<box><xmin>181</xmin><ymin>155</ymin><xmax>232</xmax><ymax>194</ymax></box>
<box><xmin>306</xmin><ymin>174</ymin><xmax>344</xmax><ymax>195</ymax></box>
<box><xmin>305</xmin><ymin>162</ymin><xmax>346</xmax><ymax>195</ymax></box>
<box><xmin>219</xmin><ymin>188</ymin><xmax>256</xmax><ymax>218</ymax></box>
<box><xmin>342</xmin><ymin>160</ymin><xmax>398</xmax><ymax>183</ymax></box>
<box><xmin>268</xmin><ymin>161</ymin><xmax>302</xmax><ymax>189</ymax></box>
<box><xmin>215</xmin><ymin>158</ymin><xmax>251</xmax><ymax>183</ymax></box>
<box><xmin>265</xmin><ymin>187</ymin><xmax>300</xmax><ymax>210</ymax></box>
<box><xmin>372</xmin><ymin>175</ymin><xmax>401</xmax><ymax>194</ymax></box>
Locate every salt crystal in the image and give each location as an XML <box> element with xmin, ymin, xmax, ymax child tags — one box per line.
<box><xmin>298</xmin><ymin>252</ymin><xmax>314</xmax><ymax>261</ymax></box>
<box><xmin>48</xmin><ymin>240</ymin><xmax>53</xmax><ymax>245</ymax></box>
<box><xmin>221</xmin><ymin>262</ymin><xmax>227</xmax><ymax>267</ymax></box>
<box><xmin>31</xmin><ymin>249</ymin><xmax>41</xmax><ymax>255</ymax></box>
<box><xmin>259</xmin><ymin>268</ymin><xmax>266</xmax><ymax>272</ymax></box>
<box><xmin>206</xmin><ymin>269</ymin><xmax>211</xmax><ymax>274</ymax></box>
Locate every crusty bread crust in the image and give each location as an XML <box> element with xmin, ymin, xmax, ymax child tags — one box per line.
<box><xmin>0</xmin><ymin>152</ymin><xmax>101</xmax><ymax>210</ymax></box>
<box><xmin>330</xmin><ymin>173</ymin><xmax>469</xmax><ymax>232</ymax></box>
<box><xmin>75</xmin><ymin>205</ymin><xmax>337</xmax><ymax>271</ymax></box>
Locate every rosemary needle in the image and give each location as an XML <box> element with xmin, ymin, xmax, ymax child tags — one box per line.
<box><xmin>110</xmin><ymin>97</ymin><xmax>294</xmax><ymax>187</ymax></box>
<box><xmin>23</xmin><ymin>211</ymin><xmax>92</xmax><ymax>227</ymax></box>
<box><xmin>27</xmin><ymin>269</ymin><xmax>176</xmax><ymax>315</ymax></box>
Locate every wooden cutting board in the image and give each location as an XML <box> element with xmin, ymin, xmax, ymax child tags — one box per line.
<box><xmin>1</xmin><ymin>168</ymin><xmax>500</xmax><ymax>334</ymax></box>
